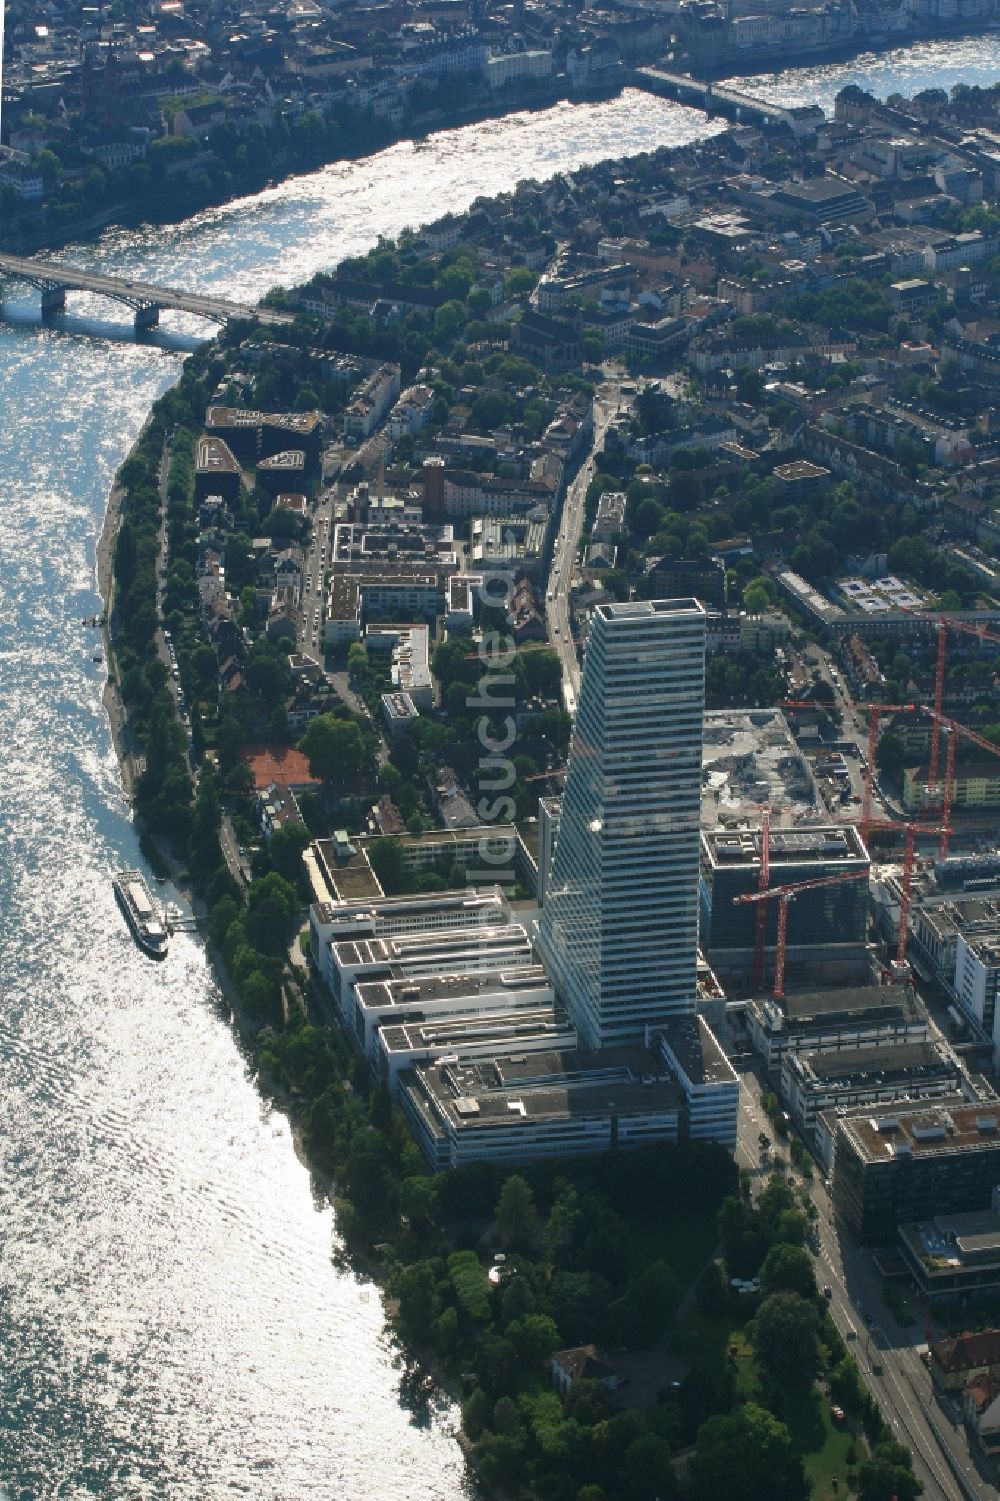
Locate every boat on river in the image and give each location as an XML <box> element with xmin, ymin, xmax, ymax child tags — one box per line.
<box><xmin>112</xmin><ymin>869</ymin><xmax>169</xmax><ymax>959</ymax></box>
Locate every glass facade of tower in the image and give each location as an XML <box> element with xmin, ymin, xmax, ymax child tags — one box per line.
<box><xmin>536</xmin><ymin>599</ymin><xmax>706</xmax><ymax>1050</ymax></box>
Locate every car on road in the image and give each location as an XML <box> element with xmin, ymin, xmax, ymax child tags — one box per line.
<box><xmin>824</xmin><ymin>1285</ymin><xmax>833</xmax><ymax>1299</ymax></box>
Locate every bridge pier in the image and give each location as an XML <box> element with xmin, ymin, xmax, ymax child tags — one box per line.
<box><xmin>134</xmin><ymin>303</ymin><xmax>160</xmax><ymax>334</ymax></box>
<box><xmin>40</xmin><ymin>285</ymin><xmax>66</xmax><ymax>318</ymax></box>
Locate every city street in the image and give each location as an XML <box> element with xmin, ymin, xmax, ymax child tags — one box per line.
<box><xmin>300</xmin><ymin>487</ymin><xmax>336</xmax><ymax>658</ymax></box>
<box><xmin>547</xmin><ymin>374</ymin><xmax>623</xmax><ymax>714</ymax></box>
<box><xmin>735</xmin><ymin>1071</ymin><xmax>996</xmax><ymax>1500</ymax></box>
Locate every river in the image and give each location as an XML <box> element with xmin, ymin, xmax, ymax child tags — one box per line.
<box><xmin>0</xmin><ymin>36</ymin><xmax>997</xmax><ymax>1499</ymax></box>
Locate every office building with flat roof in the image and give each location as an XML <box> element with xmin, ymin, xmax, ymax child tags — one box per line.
<box><xmin>354</xmin><ymin>966</ymin><xmax>553</xmax><ymax>1060</ymax></box>
<box><xmin>308</xmin><ymin>884</ymin><xmax>509</xmax><ymax>990</ymax></box>
<box><xmin>653</xmin><ymin>1015</ymin><xmax>740</xmax><ymax>1148</ymax></box>
<box><xmin>399</xmin><ymin>1046</ymin><xmax>682</xmax><ymax>1171</ymax></box>
<box><xmin>829</xmin><ymin>1098</ymin><xmax>1000</xmax><ymax>1243</ymax></box>
<box><xmin>536</xmin><ymin>599</ymin><xmax>707</xmax><ymax>1049</ymax></box>
<box><xmin>900</xmin><ymin>1203</ymin><xmax>1000</xmax><ymax>1303</ymax></box>
<box><xmin>747</xmin><ymin>982</ymin><xmax>929</xmax><ymax>1069</ymax></box>
<box><xmin>783</xmin><ymin>1038</ymin><xmax>964</xmax><ymax>1140</ymax></box>
<box><xmin>329</xmin><ymin>923</ymin><xmax>534</xmax><ymax>1018</ymax></box>
<box><xmin>378</xmin><ymin>1001</ymin><xmax>575</xmax><ymax>1093</ymax></box>
<box><xmin>700</xmin><ymin>825</ymin><xmax>871</xmax><ymax>987</ymax></box>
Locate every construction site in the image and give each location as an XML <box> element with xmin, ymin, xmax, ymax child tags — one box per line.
<box><xmin>701</xmin><ymin>708</ymin><xmax>818</xmax><ymax>829</ymax></box>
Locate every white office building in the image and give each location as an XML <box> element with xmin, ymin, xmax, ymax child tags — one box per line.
<box><xmin>536</xmin><ymin>599</ymin><xmax>707</xmax><ymax>1049</ymax></box>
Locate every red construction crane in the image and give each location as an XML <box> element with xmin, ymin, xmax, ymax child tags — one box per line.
<box><xmin>753</xmin><ymin>807</ymin><xmax>771</xmax><ymax>992</ymax></box>
<box><xmin>932</xmin><ymin>710</ymin><xmax>1000</xmax><ymax>858</ymax></box>
<box><xmin>733</xmin><ymin>869</ymin><xmax>870</xmax><ymax>1000</ymax></box>
<box><xmin>857</xmin><ymin>702</ymin><xmax>921</xmax><ymax>841</ymax></box>
<box><xmin>746</xmin><ymin>804</ymin><xmax>811</xmax><ymax>991</ymax></box>
<box><xmin>906</xmin><ymin>612</ymin><xmax>1000</xmax><ymax>790</ymax></box>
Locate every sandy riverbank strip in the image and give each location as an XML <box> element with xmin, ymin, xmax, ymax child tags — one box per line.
<box><xmin>96</xmin><ymin>473</ymin><xmax>139</xmax><ymax>802</ymax></box>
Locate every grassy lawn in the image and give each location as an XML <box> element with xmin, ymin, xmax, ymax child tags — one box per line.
<box><xmin>670</xmin><ymin>1300</ymin><xmax>861</xmax><ymax>1498</ymax></box>
<box><xmin>789</xmin><ymin>1390</ymin><xmax>859</xmax><ymax>1500</ymax></box>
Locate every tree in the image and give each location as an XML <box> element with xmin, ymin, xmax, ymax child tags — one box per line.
<box><xmin>246</xmin><ymin>871</ymin><xmax>299</xmax><ymax>953</ymax></box>
<box><xmin>622</xmin><ymin>1433</ymin><xmax>678</xmax><ymax>1501</ymax></box>
<box><xmin>857</xmin><ymin>1439</ymin><xmax>922</xmax><ymax>1501</ymax></box>
<box><xmin>496</xmin><ymin>1174</ymin><xmax>537</xmax><ymax>1247</ymax></box>
<box><xmin>504</xmin><ymin>267</ymin><xmax>537</xmax><ymax>298</ymax></box>
<box><xmin>188</xmin><ymin>766</ymin><xmax>221</xmax><ymax>876</ymax></box>
<box><xmin>394</xmin><ymin>1259</ymin><xmax>439</xmax><ymax>1345</ymax></box>
<box><xmin>689</xmin><ymin>1403</ymin><xmax>808</xmax><ymax>1501</ymax></box>
<box><xmin>500</xmin><ymin>1276</ymin><xmax>535</xmax><ymax>1326</ymax></box>
<box><xmin>743</xmin><ymin>580</ymin><xmax>771</xmax><ymax>614</ymax></box>
<box><xmin>475</xmin><ymin>1430</ymin><xmax>526</xmax><ymax>1490</ymax></box>
<box><xmin>759</xmin><ymin>1243</ymin><xmax>817</xmax><ymax>1301</ymax></box>
<box><xmin>633</xmin><ymin>496</ymin><xmax>665</xmax><ymax>538</ymax></box>
<box><xmin>267</xmin><ymin>821</ymin><xmax>311</xmax><ymax>888</ymax></box>
<box><xmin>752</xmin><ymin>1291</ymin><xmax>821</xmax><ymax>1388</ymax></box>
<box><xmin>368</xmin><ymin>836</ymin><xmax>405</xmax><ymax>894</ymax></box>
<box><xmin>400</xmin><ymin>1174</ymin><xmax>438</xmax><ymax>1229</ymax></box>
<box><xmin>462</xmin><ymin>1386</ymin><xmax>492</xmax><ymax>1441</ymax></box>
<box><xmin>876</xmin><ymin>729</ymin><xmax>906</xmax><ymax>782</ymax></box>
<box><xmin>632</xmin><ymin>1260</ymin><xmax>680</xmax><ymax>1337</ymax></box>
<box><xmin>506</xmin><ymin>1312</ymin><xmax>560</xmax><ymax>1366</ymax></box>
<box><xmin>37</xmin><ymin>148</ymin><xmax>61</xmax><ymax>187</ymax></box>
<box><xmin>299</xmin><ymin>713</ymin><xmax>367</xmax><ymax>782</ymax></box>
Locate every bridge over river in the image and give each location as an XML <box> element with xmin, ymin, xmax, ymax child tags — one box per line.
<box><xmin>0</xmin><ymin>254</ymin><xmax>295</xmax><ymax>334</ymax></box>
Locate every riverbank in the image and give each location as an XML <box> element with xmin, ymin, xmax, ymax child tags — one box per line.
<box><xmin>97</xmin><ymin>469</ymin><xmax>137</xmax><ymax>802</ymax></box>
<box><xmin>3</xmin><ymin>22</ymin><xmax>998</xmax><ymax>261</ymax></box>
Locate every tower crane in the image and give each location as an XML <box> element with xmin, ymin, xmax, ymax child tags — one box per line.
<box><xmin>733</xmin><ymin>869</ymin><xmax>870</xmax><ymax>1001</ymax></box>
<box><xmin>902</xmin><ymin>610</ymin><xmax>1000</xmax><ymax>790</ymax></box>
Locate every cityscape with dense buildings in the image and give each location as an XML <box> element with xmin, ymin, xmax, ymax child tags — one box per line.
<box><xmin>7</xmin><ymin>0</ymin><xmax>1000</xmax><ymax>1493</ymax></box>
<box><xmin>63</xmin><ymin>64</ymin><xmax>1000</xmax><ymax>1491</ymax></box>
<box><xmin>2</xmin><ymin>0</ymin><xmax>1000</xmax><ymax>242</ymax></box>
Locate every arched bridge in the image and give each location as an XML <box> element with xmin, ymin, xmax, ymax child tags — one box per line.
<box><xmin>0</xmin><ymin>254</ymin><xmax>295</xmax><ymax>334</ymax></box>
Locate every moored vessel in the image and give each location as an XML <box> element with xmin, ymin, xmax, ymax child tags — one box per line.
<box><xmin>113</xmin><ymin>869</ymin><xmax>169</xmax><ymax>958</ymax></box>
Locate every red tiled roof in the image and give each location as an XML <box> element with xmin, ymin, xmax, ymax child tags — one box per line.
<box><xmin>933</xmin><ymin>1330</ymin><xmax>1000</xmax><ymax>1374</ymax></box>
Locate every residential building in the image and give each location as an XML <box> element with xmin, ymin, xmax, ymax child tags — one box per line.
<box><xmin>536</xmin><ymin>599</ymin><xmax>707</xmax><ymax>1049</ymax></box>
<box><xmin>382</xmin><ymin>690</ymin><xmax>421</xmax><ymax>735</ymax></box>
<box><xmin>648</xmin><ymin>553</ymin><xmax>727</xmax><ymax>610</ymax></box>
<box><xmin>592</xmin><ymin>492</ymin><xmax>627</xmax><ymax>543</ymax></box>
<box><xmin>194</xmin><ymin>435</ymin><xmax>242</xmax><ymax>503</ymax></box>
<box><xmin>739</xmin><ymin>611</ymin><xmax>792</xmax><ymax>653</ymax></box>
<box><xmin>324</xmin><ymin>577</ymin><xmax>362</xmax><ymax>646</ymax></box>
<box><xmin>344</xmin><ymin>364</ymin><xmax>402</xmax><ymax>441</ymax></box>
<box><xmin>484</xmin><ymin>49</ymin><xmax>553</xmax><ymax>88</ymax></box>
<box><xmin>904</xmin><ymin>762</ymin><xmax>1000</xmax><ymax>813</ymax></box>
<box><xmin>551</xmin><ymin>1347</ymin><xmax>624</xmax><ymax>1399</ymax></box>
<box><xmin>930</xmin><ymin>1329</ymin><xmax>1000</xmax><ymax>1392</ymax></box>
<box><xmin>367</xmin><ymin>625</ymin><xmax>433</xmax><ymax>709</ymax></box>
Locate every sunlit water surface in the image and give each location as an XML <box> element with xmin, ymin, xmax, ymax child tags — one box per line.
<box><xmin>0</xmin><ymin>37</ymin><xmax>998</xmax><ymax>1498</ymax></box>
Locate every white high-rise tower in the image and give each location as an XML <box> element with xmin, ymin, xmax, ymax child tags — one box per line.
<box><xmin>536</xmin><ymin>598</ymin><xmax>706</xmax><ymax>1050</ymax></box>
